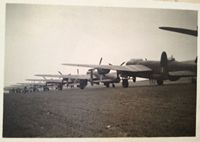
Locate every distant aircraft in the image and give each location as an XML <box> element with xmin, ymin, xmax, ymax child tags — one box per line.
<box><xmin>34</xmin><ymin>71</ymin><xmax>90</xmax><ymax>89</ymax></box>
<box><xmin>26</xmin><ymin>78</ymin><xmax>63</xmax><ymax>90</ymax></box>
<box><xmin>4</xmin><ymin>83</ymin><xmax>41</xmax><ymax>94</ymax></box>
<box><xmin>17</xmin><ymin>82</ymin><xmax>51</xmax><ymax>93</ymax></box>
<box><xmin>62</xmin><ymin>51</ymin><xmax>197</xmax><ymax>88</ymax></box>
<box><xmin>4</xmin><ymin>85</ymin><xmax>24</xmax><ymax>94</ymax></box>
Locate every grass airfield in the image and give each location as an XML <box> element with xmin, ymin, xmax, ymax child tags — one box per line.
<box><xmin>3</xmin><ymin>80</ymin><xmax>196</xmax><ymax>137</ymax></box>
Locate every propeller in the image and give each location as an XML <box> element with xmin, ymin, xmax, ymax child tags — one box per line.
<box><xmin>120</xmin><ymin>61</ymin><xmax>125</xmax><ymax>66</ymax></box>
<box><xmin>58</xmin><ymin>71</ymin><xmax>62</xmax><ymax>75</ymax></box>
<box><xmin>99</xmin><ymin>57</ymin><xmax>103</xmax><ymax>65</ymax></box>
<box><xmin>77</xmin><ymin>69</ymin><xmax>79</xmax><ymax>75</ymax></box>
<box><xmin>58</xmin><ymin>71</ymin><xmax>63</xmax><ymax>79</ymax></box>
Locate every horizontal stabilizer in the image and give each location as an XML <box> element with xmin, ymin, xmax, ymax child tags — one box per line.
<box><xmin>169</xmin><ymin>71</ymin><xmax>196</xmax><ymax>77</ymax></box>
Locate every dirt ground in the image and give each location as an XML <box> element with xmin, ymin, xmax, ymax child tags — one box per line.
<box><xmin>3</xmin><ymin>81</ymin><xmax>196</xmax><ymax>137</ymax></box>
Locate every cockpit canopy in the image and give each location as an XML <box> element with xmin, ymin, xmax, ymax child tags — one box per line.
<box><xmin>126</xmin><ymin>59</ymin><xmax>143</xmax><ymax>65</ymax></box>
<box><xmin>168</xmin><ymin>56</ymin><xmax>175</xmax><ymax>62</ymax></box>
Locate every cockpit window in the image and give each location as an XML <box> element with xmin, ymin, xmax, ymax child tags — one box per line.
<box><xmin>126</xmin><ymin>59</ymin><xmax>143</xmax><ymax>65</ymax></box>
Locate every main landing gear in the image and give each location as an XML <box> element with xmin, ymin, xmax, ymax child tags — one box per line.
<box><xmin>122</xmin><ymin>79</ymin><xmax>129</xmax><ymax>88</ymax></box>
<box><xmin>57</xmin><ymin>84</ymin><xmax>63</xmax><ymax>90</ymax></box>
<box><xmin>79</xmin><ymin>80</ymin><xmax>88</xmax><ymax>89</ymax></box>
<box><xmin>104</xmin><ymin>83</ymin><xmax>116</xmax><ymax>88</ymax></box>
<box><xmin>157</xmin><ymin>80</ymin><xmax>163</xmax><ymax>85</ymax></box>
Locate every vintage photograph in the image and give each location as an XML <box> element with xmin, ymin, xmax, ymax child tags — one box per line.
<box><xmin>3</xmin><ymin>3</ymin><xmax>197</xmax><ymax>137</ymax></box>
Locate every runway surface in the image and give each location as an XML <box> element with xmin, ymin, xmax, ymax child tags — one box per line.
<box><xmin>3</xmin><ymin>81</ymin><xmax>197</xmax><ymax>137</ymax></box>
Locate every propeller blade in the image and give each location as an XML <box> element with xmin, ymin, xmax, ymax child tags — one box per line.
<box><xmin>120</xmin><ymin>61</ymin><xmax>125</xmax><ymax>66</ymax></box>
<box><xmin>99</xmin><ymin>57</ymin><xmax>103</xmax><ymax>65</ymax></box>
<box><xmin>77</xmin><ymin>69</ymin><xmax>79</xmax><ymax>75</ymax></box>
<box><xmin>58</xmin><ymin>71</ymin><xmax>62</xmax><ymax>75</ymax></box>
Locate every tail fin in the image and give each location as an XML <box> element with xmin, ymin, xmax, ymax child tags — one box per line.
<box><xmin>160</xmin><ymin>51</ymin><xmax>168</xmax><ymax>74</ymax></box>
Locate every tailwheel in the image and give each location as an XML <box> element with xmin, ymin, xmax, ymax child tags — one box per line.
<box><xmin>122</xmin><ymin>79</ymin><xmax>129</xmax><ymax>88</ymax></box>
<box><xmin>157</xmin><ymin>80</ymin><xmax>163</xmax><ymax>85</ymax></box>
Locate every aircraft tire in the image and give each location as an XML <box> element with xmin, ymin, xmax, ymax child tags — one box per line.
<box><xmin>122</xmin><ymin>79</ymin><xmax>129</xmax><ymax>88</ymax></box>
<box><xmin>157</xmin><ymin>80</ymin><xmax>163</xmax><ymax>85</ymax></box>
<box><xmin>104</xmin><ymin>83</ymin><xmax>110</xmax><ymax>88</ymax></box>
<box><xmin>112</xmin><ymin>83</ymin><xmax>115</xmax><ymax>88</ymax></box>
<box><xmin>79</xmin><ymin>80</ymin><xmax>87</xmax><ymax>89</ymax></box>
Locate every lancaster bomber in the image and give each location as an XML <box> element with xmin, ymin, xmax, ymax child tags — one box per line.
<box><xmin>61</xmin><ymin>26</ymin><xmax>197</xmax><ymax>88</ymax></box>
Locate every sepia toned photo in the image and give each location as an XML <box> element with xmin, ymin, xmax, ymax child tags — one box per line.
<box><xmin>3</xmin><ymin>3</ymin><xmax>197</xmax><ymax>138</ymax></box>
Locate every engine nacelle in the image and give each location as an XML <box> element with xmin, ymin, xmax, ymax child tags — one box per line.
<box><xmin>151</xmin><ymin>74</ymin><xmax>168</xmax><ymax>80</ymax></box>
<box><xmin>97</xmin><ymin>69</ymin><xmax>110</xmax><ymax>75</ymax></box>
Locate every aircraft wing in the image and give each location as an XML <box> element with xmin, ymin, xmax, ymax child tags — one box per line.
<box><xmin>35</xmin><ymin>74</ymin><xmax>91</xmax><ymax>80</ymax></box>
<box><xmin>26</xmin><ymin>79</ymin><xmax>62</xmax><ymax>82</ymax></box>
<box><xmin>26</xmin><ymin>79</ymin><xmax>47</xmax><ymax>81</ymax></box>
<box><xmin>169</xmin><ymin>71</ymin><xmax>196</xmax><ymax>77</ymax></box>
<box><xmin>62</xmin><ymin>64</ymin><xmax>152</xmax><ymax>73</ymax></box>
<box><xmin>159</xmin><ymin>27</ymin><xmax>197</xmax><ymax>37</ymax></box>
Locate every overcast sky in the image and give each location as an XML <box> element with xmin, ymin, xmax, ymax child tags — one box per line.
<box><xmin>4</xmin><ymin>4</ymin><xmax>197</xmax><ymax>86</ymax></box>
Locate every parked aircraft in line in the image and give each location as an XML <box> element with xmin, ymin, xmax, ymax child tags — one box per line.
<box><xmin>4</xmin><ymin>82</ymin><xmax>46</xmax><ymax>94</ymax></box>
<box><xmin>35</xmin><ymin>58</ymin><xmax>122</xmax><ymax>89</ymax></box>
<box><xmin>4</xmin><ymin>85</ymin><xmax>25</xmax><ymax>94</ymax></box>
<box><xmin>26</xmin><ymin>78</ymin><xmax>63</xmax><ymax>90</ymax></box>
<box><xmin>62</xmin><ymin>51</ymin><xmax>197</xmax><ymax>88</ymax></box>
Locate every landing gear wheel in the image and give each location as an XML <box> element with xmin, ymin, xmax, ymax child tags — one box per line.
<box><xmin>132</xmin><ymin>77</ymin><xmax>136</xmax><ymax>83</ymax></box>
<box><xmin>122</xmin><ymin>79</ymin><xmax>129</xmax><ymax>88</ymax></box>
<box><xmin>112</xmin><ymin>83</ymin><xmax>115</xmax><ymax>88</ymax></box>
<box><xmin>44</xmin><ymin>86</ymin><xmax>49</xmax><ymax>91</ymax></box>
<box><xmin>58</xmin><ymin>84</ymin><xmax>63</xmax><ymax>90</ymax></box>
<box><xmin>79</xmin><ymin>80</ymin><xmax>88</xmax><ymax>89</ymax></box>
<box><xmin>104</xmin><ymin>83</ymin><xmax>110</xmax><ymax>88</ymax></box>
<box><xmin>157</xmin><ymin>80</ymin><xmax>163</xmax><ymax>85</ymax></box>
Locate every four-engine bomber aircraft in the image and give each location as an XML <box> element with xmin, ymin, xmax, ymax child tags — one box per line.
<box><xmin>62</xmin><ymin>51</ymin><xmax>197</xmax><ymax>88</ymax></box>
